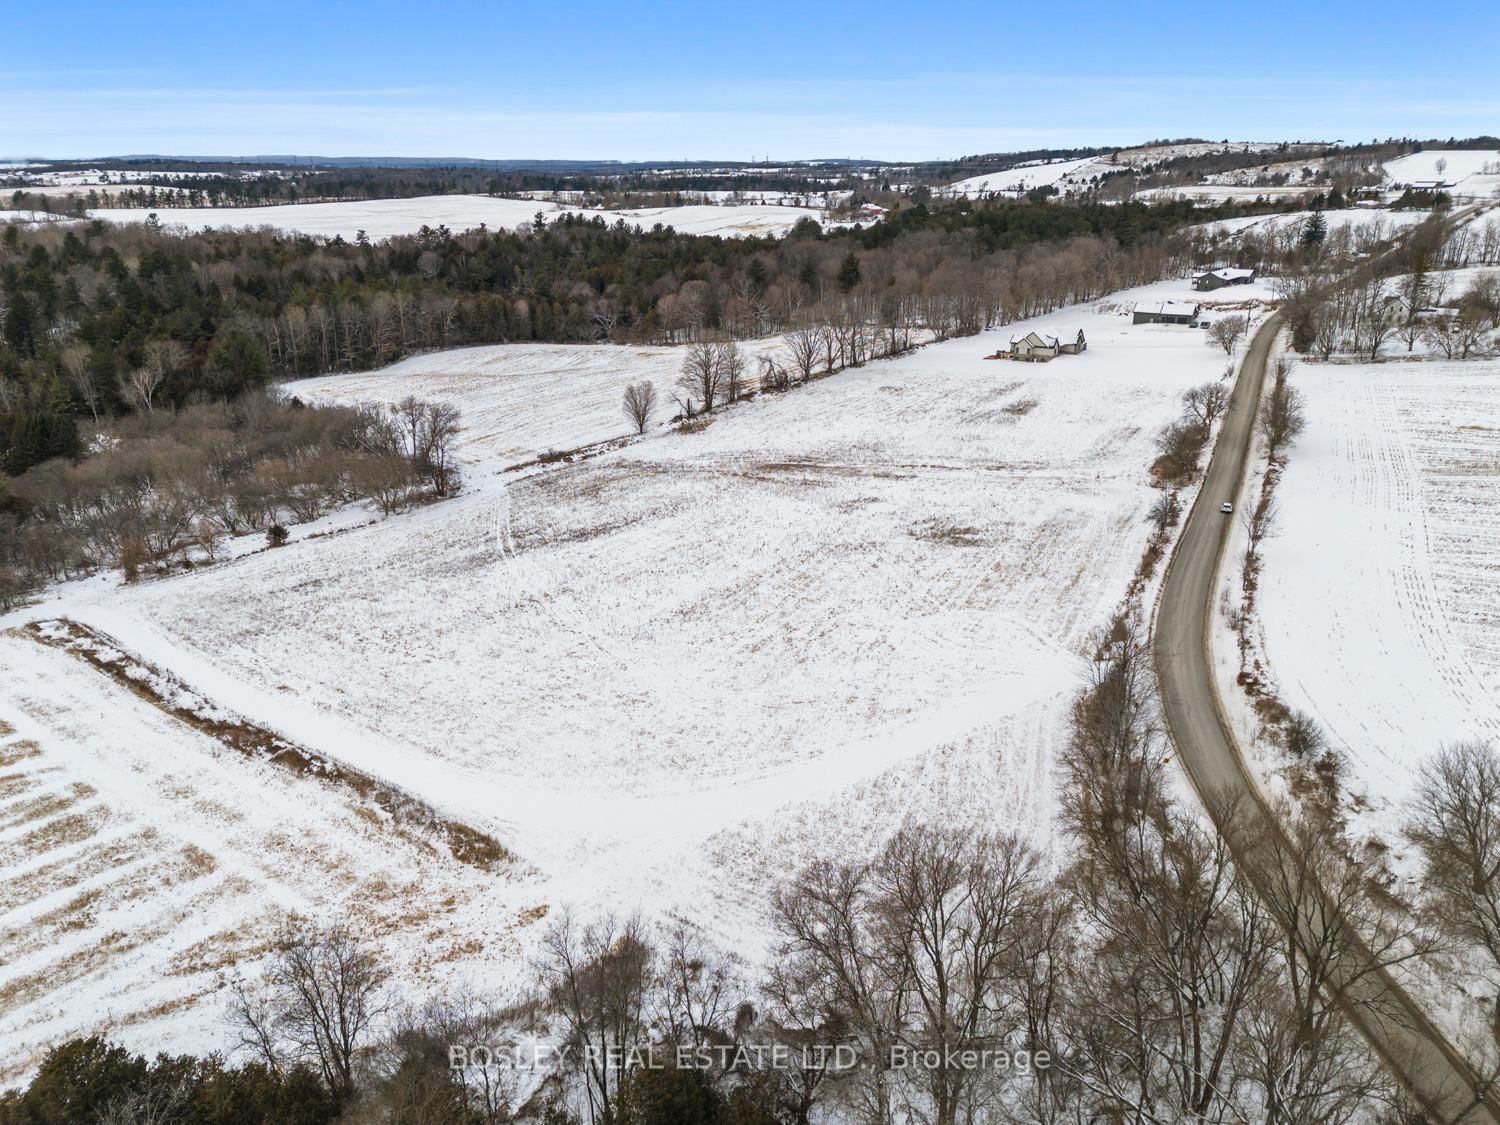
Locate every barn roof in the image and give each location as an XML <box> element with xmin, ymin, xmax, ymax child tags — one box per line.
<box><xmin>1136</xmin><ymin>300</ymin><xmax>1200</xmax><ymax>317</ymax></box>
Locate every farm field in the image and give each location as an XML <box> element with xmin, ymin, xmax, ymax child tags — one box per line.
<box><xmin>941</xmin><ymin>142</ymin><xmax>1286</xmax><ymax>198</ymax></box>
<box><xmin>1384</xmin><ymin>149</ymin><xmax>1500</xmax><ymax>197</ymax></box>
<box><xmin>290</xmin><ymin>340</ymin><xmax>784</xmax><ymax>466</ymax></box>
<box><xmin>1257</xmin><ymin>360</ymin><xmax>1500</xmax><ymax>814</ymax></box>
<box><xmin>2</xmin><ymin>290</ymin><xmax>1238</xmax><ymax>1067</ymax></box>
<box><xmin>942</xmin><ymin>156</ymin><xmax>1098</xmax><ymax>196</ymax></box>
<box><xmin>0</xmin><ymin>629</ymin><xmax>538</xmax><ymax>1084</ymax></box>
<box><xmin>87</xmin><ymin>197</ymin><xmax>830</xmax><ymax>241</ymax></box>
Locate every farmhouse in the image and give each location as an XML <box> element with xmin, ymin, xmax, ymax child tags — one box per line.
<box><xmin>1008</xmin><ymin>327</ymin><xmax>1087</xmax><ymax>362</ymax></box>
<box><xmin>1132</xmin><ymin>300</ymin><xmax>1201</xmax><ymax>326</ymax></box>
<box><xmin>1191</xmin><ymin>267</ymin><xmax>1256</xmax><ymax>291</ymax></box>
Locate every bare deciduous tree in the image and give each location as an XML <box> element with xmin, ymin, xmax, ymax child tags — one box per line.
<box><xmin>1259</xmin><ymin>358</ymin><xmax>1307</xmax><ymax>458</ymax></box>
<box><xmin>622</xmin><ymin>380</ymin><xmax>657</xmax><ymax>434</ymax></box>
<box><xmin>1208</xmin><ymin>314</ymin><xmax>1249</xmax><ymax>355</ymax></box>
<box><xmin>121</xmin><ymin>367</ymin><xmax>164</xmax><ymax>414</ymax></box>
<box><xmin>538</xmin><ymin>912</ymin><xmax>653</xmax><ymax>1125</ymax></box>
<box><xmin>677</xmin><ymin>342</ymin><xmax>725</xmax><ymax>416</ymax></box>
<box><xmin>784</xmin><ymin>326</ymin><xmax>822</xmax><ymax>384</ymax></box>
<box><xmin>1408</xmin><ymin>741</ymin><xmax>1500</xmax><ymax>1036</ymax></box>
<box><xmin>1183</xmin><ymin>380</ymin><xmax>1232</xmax><ymax>429</ymax></box>
<box><xmin>232</xmin><ymin>923</ymin><xmax>390</xmax><ymax>1103</ymax></box>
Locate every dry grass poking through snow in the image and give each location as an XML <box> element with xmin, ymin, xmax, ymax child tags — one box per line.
<box><xmin>0</xmin><ymin>631</ymin><xmax>547</xmax><ymax>1084</ymax></box>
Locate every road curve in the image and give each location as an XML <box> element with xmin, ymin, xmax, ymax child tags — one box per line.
<box><xmin>1153</xmin><ymin>314</ymin><xmax>1500</xmax><ymax>1123</ymax></box>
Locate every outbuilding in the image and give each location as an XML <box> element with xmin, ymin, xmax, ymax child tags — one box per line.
<box><xmin>1191</xmin><ymin>267</ymin><xmax>1257</xmax><ymax>291</ymax></box>
<box><xmin>1132</xmin><ymin>300</ymin><xmax>1202</xmax><ymax>326</ymax></box>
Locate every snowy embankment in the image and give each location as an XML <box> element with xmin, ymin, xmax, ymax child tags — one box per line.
<box><xmin>85</xmin><ymin>197</ymin><xmax>830</xmax><ymax>241</ymax></box>
<box><xmin>1</xmin><ymin>286</ymin><xmax>1237</xmax><ymax>1073</ymax></box>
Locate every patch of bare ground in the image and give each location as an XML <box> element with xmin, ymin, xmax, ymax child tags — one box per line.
<box><xmin>908</xmin><ymin>519</ymin><xmax>987</xmax><ymax>547</ymax></box>
<box><xmin>167</xmin><ymin>928</ymin><xmax>282</xmax><ymax>978</ymax></box>
<box><xmin>4</xmin><ymin>842</ymin><xmax>222</xmax><ymax>962</ymax></box>
<box><xmin>0</xmin><ymin>782</ymin><xmax>98</xmax><ymax>832</ymax></box>
<box><xmin>1003</xmin><ymin>397</ymin><xmax>1040</xmax><ymax>416</ymax></box>
<box><xmin>0</xmin><ymin>718</ymin><xmax>14</xmax><ymax>736</ymax></box>
<box><xmin>0</xmin><ymin>739</ymin><xmax>42</xmax><ymax>767</ymax></box>
<box><xmin>0</xmin><ymin>831</ymin><xmax>153</xmax><ymax>913</ymax></box>
<box><xmin>0</xmin><ymin>771</ymin><xmax>42</xmax><ymax>802</ymax></box>
<box><xmin>25</xmin><ymin>620</ymin><xmax>512</xmax><ymax>872</ymax></box>
<box><xmin>1</xmin><ymin>810</ymin><xmax>106</xmax><ymax>867</ymax></box>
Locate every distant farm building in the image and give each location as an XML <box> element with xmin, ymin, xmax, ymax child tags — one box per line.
<box><xmin>1007</xmin><ymin>327</ymin><xmax>1086</xmax><ymax>362</ymax></box>
<box><xmin>1133</xmin><ymin>300</ymin><xmax>1201</xmax><ymax>326</ymax></box>
<box><xmin>1191</xmin><ymin>267</ymin><xmax>1256</xmax><ymax>291</ymax></box>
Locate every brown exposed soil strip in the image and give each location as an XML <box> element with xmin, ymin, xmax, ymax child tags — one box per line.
<box><xmin>23</xmin><ymin>620</ymin><xmax>512</xmax><ymax>872</ymax></box>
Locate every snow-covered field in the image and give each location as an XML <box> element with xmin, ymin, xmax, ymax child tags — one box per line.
<box><xmin>1</xmin><ymin>292</ymin><xmax>1234</xmax><ymax>1073</ymax></box>
<box><xmin>1108</xmin><ymin>273</ymin><xmax>1284</xmax><ymax>310</ymax></box>
<box><xmin>942</xmin><ymin>156</ymin><xmax>1099</xmax><ymax>196</ymax></box>
<box><xmin>0</xmin><ymin>630</ymin><xmax>539</xmax><ymax>1086</ymax></box>
<box><xmin>0</xmin><ymin>210</ymin><xmax>79</xmax><ymax>226</ymax></box>
<box><xmin>1257</xmin><ymin>360</ymin><xmax>1500</xmax><ymax>814</ymax></box>
<box><xmin>1143</xmin><ymin>184</ymin><xmax>1327</xmax><ymax>205</ymax></box>
<box><xmin>1385</xmin><ymin>149</ymin><xmax>1500</xmax><ymax>198</ymax></box>
<box><xmin>289</xmin><ymin>340</ymin><xmax>787</xmax><ymax>465</ymax></box>
<box><xmin>942</xmin><ymin>142</ymin><xmax>1288</xmax><ymax>198</ymax></box>
<box><xmin>1143</xmin><ymin>147</ymin><xmax>1500</xmax><ymax>204</ymax></box>
<box><xmin>89</xmin><ymin>197</ymin><xmax>829</xmax><ymax>241</ymax></box>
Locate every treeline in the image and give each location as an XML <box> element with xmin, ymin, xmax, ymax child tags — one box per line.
<box><xmin>0</xmin><ymin>196</ymin><xmax>1232</xmax><ymax>480</ymax></box>
<box><xmin>8</xmin><ymin>168</ymin><xmax>577</xmax><ymax>213</ymax></box>
<box><xmin>1277</xmin><ymin>214</ymin><xmax>1500</xmax><ymax>361</ymax></box>
<box><xmin>0</xmin><ymin>391</ymin><xmax>460</xmax><ymax>609</ymax></box>
<box><xmin>12</xmin><ymin>166</ymin><xmax>879</xmax><ymax>214</ymax></box>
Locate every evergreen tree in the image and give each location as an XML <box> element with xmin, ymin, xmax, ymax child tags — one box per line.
<box><xmin>836</xmin><ymin>251</ymin><xmax>862</xmax><ymax>292</ymax></box>
<box><xmin>1300</xmin><ymin>210</ymin><xmax>1328</xmax><ymax>249</ymax></box>
<box><xmin>4</xmin><ymin>411</ymin><xmax>80</xmax><ymax>476</ymax></box>
<box><xmin>206</xmin><ymin>327</ymin><xmax>271</xmax><ymax>397</ymax></box>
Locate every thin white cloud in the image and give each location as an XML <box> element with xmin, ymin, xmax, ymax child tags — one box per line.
<box><xmin>5</xmin><ymin>70</ymin><xmax>1497</xmax><ymax>161</ymax></box>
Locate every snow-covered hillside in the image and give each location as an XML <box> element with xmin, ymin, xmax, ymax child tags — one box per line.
<box><xmin>88</xmin><ymin>197</ymin><xmax>830</xmax><ymax>241</ymax></box>
<box><xmin>1384</xmin><ymin>149</ymin><xmax>1500</xmax><ymax>197</ymax></box>
<box><xmin>942</xmin><ymin>141</ymin><xmax>1286</xmax><ymax>198</ymax></box>
<box><xmin>942</xmin><ymin>156</ymin><xmax>1098</xmax><ymax>196</ymax></box>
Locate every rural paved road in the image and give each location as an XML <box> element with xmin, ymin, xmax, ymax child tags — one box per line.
<box><xmin>1154</xmin><ymin>313</ymin><xmax>1500</xmax><ymax>1123</ymax></box>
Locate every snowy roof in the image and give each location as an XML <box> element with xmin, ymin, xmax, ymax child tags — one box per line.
<box><xmin>1191</xmin><ymin>267</ymin><xmax>1255</xmax><ymax>280</ymax></box>
<box><xmin>1136</xmin><ymin>300</ymin><xmax>1200</xmax><ymax>317</ymax></box>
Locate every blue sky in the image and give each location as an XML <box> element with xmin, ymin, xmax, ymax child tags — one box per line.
<box><xmin>5</xmin><ymin>0</ymin><xmax>1498</xmax><ymax>161</ymax></box>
